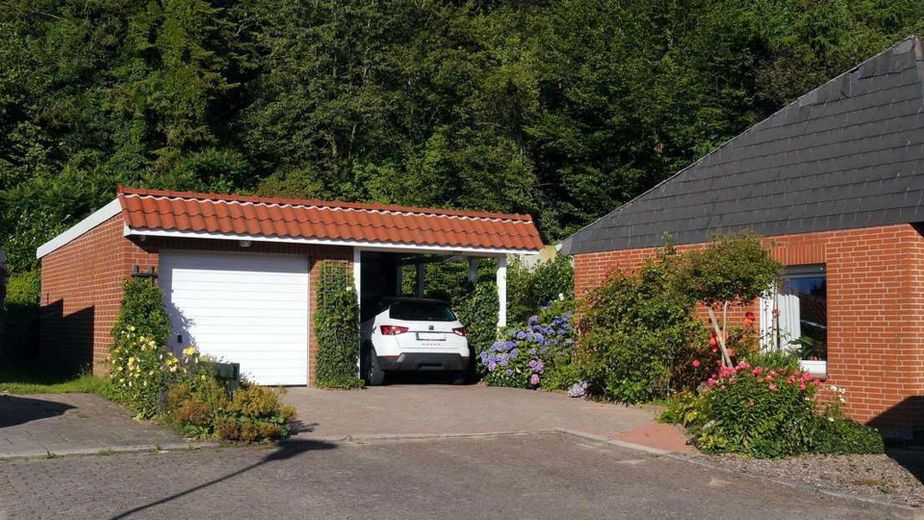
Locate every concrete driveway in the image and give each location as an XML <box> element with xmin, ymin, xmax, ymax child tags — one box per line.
<box><xmin>283</xmin><ymin>384</ymin><xmax>691</xmax><ymax>452</ymax></box>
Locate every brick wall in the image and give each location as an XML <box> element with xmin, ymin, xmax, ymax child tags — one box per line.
<box><xmin>40</xmin><ymin>216</ymin><xmax>127</xmax><ymax>371</ymax></box>
<box><xmin>573</xmin><ymin>224</ymin><xmax>924</xmax><ymax>432</ymax></box>
<box><xmin>41</xmin><ymin>226</ymin><xmax>352</xmax><ymax>385</ymax></box>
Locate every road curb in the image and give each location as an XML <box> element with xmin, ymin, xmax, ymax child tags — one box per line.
<box><xmin>0</xmin><ymin>441</ymin><xmax>218</xmax><ymax>461</ymax></box>
<box><xmin>289</xmin><ymin>430</ymin><xmax>543</xmax><ymax>445</ymax></box>
<box><xmin>554</xmin><ymin>428</ymin><xmax>669</xmax><ymax>455</ymax></box>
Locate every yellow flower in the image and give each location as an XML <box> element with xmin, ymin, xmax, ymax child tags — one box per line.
<box><xmin>126</xmin><ymin>325</ymin><xmax>136</xmax><ymax>332</ymax></box>
<box><xmin>182</xmin><ymin>346</ymin><xmax>197</xmax><ymax>357</ymax></box>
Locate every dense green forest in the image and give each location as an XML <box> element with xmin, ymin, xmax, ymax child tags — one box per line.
<box><xmin>1</xmin><ymin>0</ymin><xmax>922</xmax><ymax>274</ymax></box>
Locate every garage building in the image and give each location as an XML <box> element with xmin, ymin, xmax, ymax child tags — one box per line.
<box><xmin>37</xmin><ymin>187</ymin><xmax>542</xmax><ymax>385</ymax></box>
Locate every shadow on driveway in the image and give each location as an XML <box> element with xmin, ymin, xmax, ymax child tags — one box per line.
<box><xmin>0</xmin><ymin>395</ymin><xmax>75</xmax><ymax>428</ymax></box>
<box><xmin>108</xmin><ymin>439</ymin><xmax>337</xmax><ymax>520</ymax></box>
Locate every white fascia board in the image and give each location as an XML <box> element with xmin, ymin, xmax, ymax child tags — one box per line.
<box><xmin>36</xmin><ymin>198</ymin><xmax>123</xmax><ymax>259</ymax></box>
<box><xmin>124</xmin><ymin>227</ymin><xmax>540</xmax><ymax>256</ymax></box>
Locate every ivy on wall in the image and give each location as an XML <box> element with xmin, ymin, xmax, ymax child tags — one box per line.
<box><xmin>314</xmin><ymin>262</ymin><xmax>363</xmax><ymax>389</ymax></box>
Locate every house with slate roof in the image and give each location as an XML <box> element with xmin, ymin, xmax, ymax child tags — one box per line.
<box><xmin>563</xmin><ymin>36</ymin><xmax>924</xmax><ymax>437</ymax></box>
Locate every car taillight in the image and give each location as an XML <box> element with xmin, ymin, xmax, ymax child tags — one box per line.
<box><xmin>452</xmin><ymin>327</ymin><xmax>467</xmax><ymax>337</ymax></box>
<box><xmin>380</xmin><ymin>325</ymin><xmax>409</xmax><ymax>335</ymax></box>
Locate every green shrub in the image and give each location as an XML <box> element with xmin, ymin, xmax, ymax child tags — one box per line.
<box><xmin>658</xmin><ymin>391</ymin><xmax>704</xmax><ymax>426</ymax></box>
<box><xmin>542</xmin><ymin>361</ymin><xmax>581</xmax><ymax>392</ymax></box>
<box><xmin>109</xmin><ymin>327</ymin><xmax>190</xmax><ymax>418</ymax></box>
<box><xmin>479</xmin><ymin>311</ymin><xmax>574</xmax><ymax>389</ymax></box>
<box><xmin>165</xmin><ymin>375</ymin><xmax>296</xmax><ymax>441</ymax></box>
<box><xmin>811</xmin><ymin>416</ymin><xmax>884</xmax><ymax>455</ymax></box>
<box><xmin>455</xmin><ymin>278</ymin><xmax>499</xmax><ymax>360</ymax></box>
<box><xmin>6</xmin><ymin>270</ymin><xmax>40</xmax><ymax>305</ymax></box>
<box><xmin>314</xmin><ymin>263</ymin><xmax>363</xmax><ymax>389</ymax></box>
<box><xmin>2</xmin><ymin>270</ymin><xmax>41</xmax><ymax>359</ymax></box>
<box><xmin>743</xmin><ymin>349</ymin><xmax>800</xmax><ymax>371</ymax></box>
<box><xmin>576</xmin><ymin>246</ymin><xmax>702</xmax><ymax>403</ymax></box>
<box><xmin>111</xmin><ymin>278</ymin><xmax>171</xmax><ymax>346</ymax></box>
<box><xmin>676</xmin><ymin>232</ymin><xmax>781</xmax><ymax>366</ymax></box>
<box><xmin>692</xmin><ymin>363</ymin><xmax>820</xmax><ymax>458</ymax></box>
<box><xmin>507</xmin><ymin>255</ymin><xmax>573</xmax><ymax>324</ymax></box>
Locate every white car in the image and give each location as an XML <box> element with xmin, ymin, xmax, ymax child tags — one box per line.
<box><xmin>359</xmin><ymin>297</ymin><xmax>470</xmax><ymax>385</ymax></box>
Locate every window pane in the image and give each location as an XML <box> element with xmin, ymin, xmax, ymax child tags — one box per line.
<box><xmin>389</xmin><ymin>301</ymin><xmax>456</xmax><ymax>322</ymax></box>
<box><xmin>777</xmin><ymin>269</ymin><xmax>827</xmax><ymax>362</ymax></box>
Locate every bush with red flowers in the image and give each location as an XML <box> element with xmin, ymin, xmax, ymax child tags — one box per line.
<box><xmin>662</xmin><ymin>358</ymin><xmax>883</xmax><ymax>458</ymax></box>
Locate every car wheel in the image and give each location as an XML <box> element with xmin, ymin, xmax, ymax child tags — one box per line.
<box><xmin>363</xmin><ymin>344</ymin><xmax>386</xmax><ymax>386</ymax></box>
<box><xmin>448</xmin><ymin>371</ymin><xmax>466</xmax><ymax>385</ymax></box>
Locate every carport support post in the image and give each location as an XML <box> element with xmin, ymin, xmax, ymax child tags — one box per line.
<box><xmin>496</xmin><ymin>255</ymin><xmax>507</xmax><ymax>328</ymax></box>
<box><xmin>467</xmin><ymin>258</ymin><xmax>478</xmax><ymax>283</ymax></box>
<box><xmin>416</xmin><ymin>263</ymin><xmax>425</xmax><ymax>297</ymax></box>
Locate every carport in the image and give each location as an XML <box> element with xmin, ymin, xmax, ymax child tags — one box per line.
<box><xmin>36</xmin><ymin>187</ymin><xmax>543</xmax><ymax>386</ymax></box>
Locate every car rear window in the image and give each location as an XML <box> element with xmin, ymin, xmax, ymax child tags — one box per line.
<box><xmin>389</xmin><ymin>301</ymin><xmax>456</xmax><ymax>322</ymax></box>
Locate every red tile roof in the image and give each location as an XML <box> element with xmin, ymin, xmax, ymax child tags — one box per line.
<box><xmin>117</xmin><ymin>187</ymin><xmax>544</xmax><ymax>251</ymax></box>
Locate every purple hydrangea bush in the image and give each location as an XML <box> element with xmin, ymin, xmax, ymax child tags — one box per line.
<box><xmin>480</xmin><ymin>311</ymin><xmax>574</xmax><ymax>389</ymax></box>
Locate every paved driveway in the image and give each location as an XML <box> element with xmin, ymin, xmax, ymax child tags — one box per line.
<box><xmin>283</xmin><ymin>384</ymin><xmax>690</xmax><ymax>452</ymax></box>
<box><xmin>0</xmin><ymin>393</ymin><xmax>203</xmax><ymax>458</ymax></box>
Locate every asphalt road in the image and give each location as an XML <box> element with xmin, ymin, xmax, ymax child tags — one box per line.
<box><xmin>0</xmin><ymin>432</ymin><xmax>893</xmax><ymax>519</ymax></box>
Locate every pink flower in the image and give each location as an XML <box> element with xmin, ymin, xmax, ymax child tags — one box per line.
<box><xmin>707</xmin><ymin>378</ymin><xmax>716</xmax><ymax>388</ymax></box>
<box><xmin>799</xmin><ymin>383</ymin><xmax>807</xmax><ymax>390</ymax></box>
<box><xmin>529</xmin><ymin>374</ymin><xmax>541</xmax><ymax>386</ymax></box>
<box><xmin>752</xmin><ymin>367</ymin><xmax>763</xmax><ymax>376</ymax></box>
<box><xmin>692</xmin><ymin>360</ymin><xmax>701</xmax><ymax>368</ymax></box>
<box><xmin>769</xmin><ymin>384</ymin><xmax>778</xmax><ymax>391</ymax></box>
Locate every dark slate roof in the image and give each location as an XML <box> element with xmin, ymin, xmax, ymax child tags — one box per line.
<box><xmin>562</xmin><ymin>36</ymin><xmax>924</xmax><ymax>255</ymax></box>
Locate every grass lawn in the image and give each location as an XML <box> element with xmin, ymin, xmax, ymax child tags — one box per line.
<box><xmin>0</xmin><ymin>365</ymin><xmax>111</xmax><ymax>395</ymax></box>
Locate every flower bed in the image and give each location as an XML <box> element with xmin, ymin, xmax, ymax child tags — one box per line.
<box><xmin>662</xmin><ymin>358</ymin><xmax>884</xmax><ymax>458</ymax></box>
<box><xmin>110</xmin><ymin>326</ymin><xmax>296</xmax><ymax>442</ymax></box>
<box><xmin>479</xmin><ymin>310</ymin><xmax>575</xmax><ymax>390</ymax></box>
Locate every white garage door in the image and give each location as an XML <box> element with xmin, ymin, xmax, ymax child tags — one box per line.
<box><xmin>159</xmin><ymin>250</ymin><xmax>309</xmax><ymax>385</ymax></box>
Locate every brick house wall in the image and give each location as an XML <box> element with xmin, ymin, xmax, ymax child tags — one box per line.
<box><xmin>573</xmin><ymin>223</ymin><xmax>924</xmax><ymax>432</ymax></box>
<box><xmin>40</xmin><ymin>221</ymin><xmax>351</xmax><ymax>386</ymax></box>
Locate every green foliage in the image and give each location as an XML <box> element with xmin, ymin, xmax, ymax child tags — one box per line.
<box><xmin>678</xmin><ymin>233</ymin><xmax>782</xmax><ymax>307</ymax></box>
<box><xmin>5</xmin><ymin>270</ymin><xmax>39</xmax><ymax>305</ymax></box>
<box><xmin>480</xmin><ymin>311</ymin><xmax>574</xmax><ymax>389</ymax></box>
<box><xmin>507</xmin><ymin>255</ymin><xmax>574</xmax><ymax>324</ymax></box>
<box><xmin>662</xmin><ymin>362</ymin><xmax>882</xmax><ymax>458</ymax></box>
<box><xmin>112</xmin><ymin>279</ymin><xmax>171</xmax><ymax>347</ymax></box>
<box><xmin>811</xmin><ymin>417</ymin><xmax>885</xmax><ymax>455</ymax></box>
<box><xmin>108</xmin><ymin>327</ymin><xmax>189</xmax><ymax>418</ymax></box>
<box><xmin>0</xmin><ymin>365</ymin><xmax>111</xmax><ymax>395</ymax></box>
<box><xmin>542</xmin><ymin>362</ymin><xmax>581</xmax><ymax>392</ymax></box>
<box><xmin>658</xmin><ymin>391</ymin><xmax>705</xmax><ymax>427</ymax></box>
<box><xmin>166</xmin><ymin>378</ymin><xmax>296</xmax><ymax>441</ymax></box>
<box><xmin>743</xmin><ymin>349</ymin><xmax>801</xmax><ymax>372</ymax></box>
<box><xmin>576</xmin><ymin>247</ymin><xmax>702</xmax><ymax>403</ymax></box>
<box><xmin>454</xmin><ymin>278</ymin><xmax>499</xmax><ymax>358</ymax></box>
<box><xmin>2</xmin><ymin>270</ymin><xmax>41</xmax><ymax>359</ymax></box>
<box><xmin>314</xmin><ymin>263</ymin><xmax>363</xmax><ymax>389</ymax></box>
<box><xmin>3</xmin><ymin>0</ymin><xmax>921</xmax><ymax>269</ymax></box>
<box><xmin>693</xmin><ymin>364</ymin><xmax>819</xmax><ymax>458</ymax></box>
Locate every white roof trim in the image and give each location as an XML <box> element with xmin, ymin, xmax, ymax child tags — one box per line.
<box><xmin>36</xmin><ymin>198</ymin><xmax>123</xmax><ymax>259</ymax></box>
<box><xmin>124</xmin><ymin>228</ymin><xmax>538</xmax><ymax>256</ymax></box>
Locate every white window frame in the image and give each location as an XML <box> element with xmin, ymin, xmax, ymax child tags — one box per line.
<box><xmin>759</xmin><ymin>264</ymin><xmax>827</xmax><ymax>376</ymax></box>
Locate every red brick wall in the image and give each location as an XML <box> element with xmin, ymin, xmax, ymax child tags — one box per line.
<box><xmin>41</xmin><ymin>226</ymin><xmax>352</xmax><ymax>385</ymax></box>
<box><xmin>40</xmin><ymin>216</ymin><xmax>127</xmax><ymax>371</ymax></box>
<box><xmin>573</xmin><ymin>224</ymin><xmax>924</xmax><ymax>432</ymax></box>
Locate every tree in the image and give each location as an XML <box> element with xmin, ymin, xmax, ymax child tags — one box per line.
<box><xmin>678</xmin><ymin>233</ymin><xmax>782</xmax><ymax>366</ymax></box>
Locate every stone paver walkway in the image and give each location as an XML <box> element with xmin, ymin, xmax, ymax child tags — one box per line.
<box><xmin>0</xmin><ymin>393</ymin><xmax>202</xmax><ymax>458</ymax></box>
<box><xmin>282</xmin><ymin>384</ymin><xmax>692</xmax><ymax>452</ymax></box>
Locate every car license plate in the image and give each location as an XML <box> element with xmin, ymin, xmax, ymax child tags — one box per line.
<box><xmin>416</xmin><ymin>332</ymin><xmax>445</xmax><ymax>341</ymax></box>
